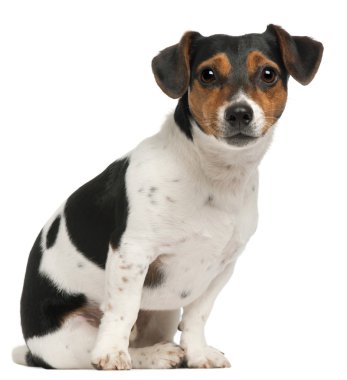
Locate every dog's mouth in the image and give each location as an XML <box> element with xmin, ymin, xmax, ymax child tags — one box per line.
<box><xmin>223</xmin><ymin>133</ymin><xmax>259</xmax><ymax>147</ymax></box>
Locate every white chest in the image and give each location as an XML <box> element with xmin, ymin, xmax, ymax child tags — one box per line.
<box><xmin>135</xmin><ymin>176</ymin><xmax>258</xmax><ymax>310</ymax></box>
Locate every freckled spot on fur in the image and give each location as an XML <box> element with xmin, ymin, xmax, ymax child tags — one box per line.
<box><xmin>138</xmin><ymin>187</ymin><xmax>144</xmax><ymax>193</ymax></box>
<box><xmin>118</xmin><ymin>287</ymin><xmax>124</xmax><ymax>292</ymax></box>
<box><xmin>139</xmin><ymin>360</ymin><xmax>142</xmax><ymax>365</ymax></box>
<box><xmin>252</xmin><ymin>185</ymin><xmax>256</xmax><ymax>192</ymax></box>
<box><xmin>107</xmin><ymin>303</ymin><xmax>113</xmax><ymax>311</ymax></box>
<box><xmin>120</xmin><ymin>264</ymin><xmax>133</xmax><ymax>270</ymax></box>
<box><xmin>161</xmin><ymin>243</ymin><xmax>171</xmax><ymax>247</ymax></box>
<box><xmin>207</xmin><ymin>265</ymin><xmax>213</xmax><ymax>271</ymax></box>
<box><xmin>166</xmin><ymin>196</ymin><xmax>176</xmax><ymax>203</ymax></box>
<box><xmin>180</xmin><ymin>290</ymin><xmax>191</xmax><ymax>299</ymax></box>
<box><xmin>151</xmin><ymin>361</ymin><xmax>155</xmax><ymax>365</ymax></box>
<box><xmin>172</xmin><ymin>179</ymin><xmax>180</xmax><ymax>182</ymax></box>
<box><xmin>77</xmin><ymin>262</ymin><xmax>84</xmax><ymax>268</ymax></box>
<box><xmin>150</xmin><ymin>186</ymin><xmax>158</xmax><ymax>193</ymax></box>
<box><xmin>150</xmin><ymin>200</ymin><xmax>158</xmax><ymax>205</ymax></box>
<box><xmin>120</xmin><ymin>316</ymin><xmax>124</xmax><ymax>321</ymax></box>
<box><xmin>226</xmin><ymin>165</ymin><xmax>232</xmax><ymax>170</ymax></box>
<box><xmin>122</xmin><ymin>277</ymin><xmax>128</xmax><ymax>283</ymax></box>
<box><xmin>205</xmin><ymin>194</ymin><xmax>214</xmax><ymax>205</ymax></box>
<box><xmin>65</xmin><ymin>345</ymin><xmax>69</xmax><ymax>350</ymax></box>
<box><xmin>141</xmin><ymin>352</ymin><xmax>146</xmax><ymax>357</ymax></box>
<box><xmin>200</xmin><ymin>259</ymin><xmax>205</xmax><ymax>264</ymax></box>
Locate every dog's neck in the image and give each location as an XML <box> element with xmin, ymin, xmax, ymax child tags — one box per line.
<box><xmin>162</xmin><ymin>98</ymin><xmax>274</xmax><ymax>188</ymax></box>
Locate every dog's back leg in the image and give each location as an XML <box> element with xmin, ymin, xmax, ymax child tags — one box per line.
<box><xmin>21</xmin><ymin>308</ymin><xmax>183</xmax><ymax>369</ymax></box>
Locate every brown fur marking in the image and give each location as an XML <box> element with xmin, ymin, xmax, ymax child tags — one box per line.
<box><xmin>189</xmin><ymin>53</ymin><xmax>233</xmax><ymax>136</ymax></box>
<box><xmin>246</xmin><ymin>51</ymin><xmax>287</xmax><ymax>134</ymax></box>
<box><xmin>197</xmin><ymin>52</ymin><xmax>232</xmax><ymax>78</ymax></box>
<box><xmin>144</xmin><ymin>256</ymin><xmax>166</xmax><ymax>288</ymax></box>
<box><xmin>63</xmin><ymin>302</ymin><xmax>102</xmax><ymax>328</ymax></box>
<box><xmin>247</xmin><ymin>51</ymin><xmax>280</xmax><ymax>76</ymax></box>
<box><xmin>189</xmin><ymin>81</ymin><xmax>233</xmax><ymax>136</ymax></box>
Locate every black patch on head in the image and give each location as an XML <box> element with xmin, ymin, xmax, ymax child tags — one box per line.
<box><xmin>189</xmin><ymin>32</ymin><xmax>289</xmax><ymax>92</ymax></box>
<box><xmin>46</xmin><ymin>215</ymin><xmax>61</xmax><ymax>249</ymax></box>
<box><xmin>64</xmin><ymin>158</ymin><xmax>129</xmax><ymax>268</ymax></box>
<box><xmin>174</xmin><ymin>92</ymin><xmax>194</xmax><ymax>140</ymax></box>
<box><xmin>20</xmin><ymin>232</ymin><xmax>87</xmax><ymax>341</ymax></box>
<box><xmin>26</xmin><ymin>351</ymin><xmax>54</xmax><ymax>369</ymax></box>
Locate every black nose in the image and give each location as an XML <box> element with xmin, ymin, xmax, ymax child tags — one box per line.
<box><xmin>225</xmin><ymin>103</ymin><xmax>254</xmax><ymax>128</ymax></box>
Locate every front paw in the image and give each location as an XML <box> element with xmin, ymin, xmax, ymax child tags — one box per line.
<box><xmin>185</xmin><ymin>346</ymin><xmax>231</xmax><ymax>369</ymax></box>
<box><xmin>91</xmin><ymin>346</ymin><xmax>131</xmax><ymax>370</ymax></box>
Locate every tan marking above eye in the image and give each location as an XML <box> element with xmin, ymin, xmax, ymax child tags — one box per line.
<box><xmin>197</xmin><ymin>52</ymin><xmax>232</xmax><ymax>78</ymax></box>
<box><xmin>247</xmin><ymin>51</ymin><xmax>280</xmax><ymax>77</ymax></box>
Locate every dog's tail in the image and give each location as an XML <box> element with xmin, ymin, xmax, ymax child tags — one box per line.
<box><xmin>12</xmin><ymin>345</ymin><xmax>29</xmax><ymax>366</ymax></box>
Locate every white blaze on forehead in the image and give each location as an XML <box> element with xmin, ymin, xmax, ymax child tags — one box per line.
<box><xmin>217</xmin><ymin>91</ymin><xmax>265</xmax><ymax>136</ymax></box>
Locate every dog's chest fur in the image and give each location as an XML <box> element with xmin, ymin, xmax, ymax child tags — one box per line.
<box><xmin>38</xmin><ymin>116</ymin><xmax>268</xmax><ymax>313</ymax></box>
<box><xmin>125</xmin><ymin>118</ymin><xmax>262</xmax><ymax>310</ymax></box>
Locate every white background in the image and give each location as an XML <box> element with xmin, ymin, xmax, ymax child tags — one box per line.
<box><xmin>1</xmin><ymin>0</ymin><xmax>346</xmax><ymax>379</ymax></box>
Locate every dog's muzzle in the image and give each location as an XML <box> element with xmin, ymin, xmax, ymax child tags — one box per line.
<box><xmin>223</xmin><ymin>102</ymin><xmax>259</xmax><ymax>146</ymax></box>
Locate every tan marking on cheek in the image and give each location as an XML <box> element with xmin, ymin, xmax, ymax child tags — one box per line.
<box><xmin>246</xmin><ymin>51</ymin><xmax>287</xmax><ymax>134</ymax></box>
<box><xmin>189</xmin><ymin>80</ymin><xmax>232</xmax><ymax>136</ymax></box>
<box><xmin>248</xmin><ymin>80</ymin><xmax>287</xmax><ymax>134</ymax></box>
<box><xmin>197</xmin><ymin>52</ymin><xmax>232</xmax><ymax>77</ymax></box>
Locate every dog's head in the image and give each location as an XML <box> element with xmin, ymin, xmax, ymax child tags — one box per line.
<box><xmin>152</xmin><ymin>25</ymin><xmax>323</xmax><ymax>147</ymax></box>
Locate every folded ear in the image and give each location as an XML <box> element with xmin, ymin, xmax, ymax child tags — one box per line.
<box><xmin>266</xmin><ymin>24</ymin><xmax>323</xmax><ymax>85</ymax></box>
<box><xmin>152</xmin><ymin>31</ymin><xmax>202</xmax><ymax>99</ymax></box>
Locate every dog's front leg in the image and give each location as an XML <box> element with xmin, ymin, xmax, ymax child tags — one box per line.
<box><xmin>180</xmin><ymin>262</ymin><xmax>235</xmax><ymax>368</ymax></box>
<box><xmin>91</xmin><ymin>239</ymin><xmax>151</xmax><ymax>370</ymax></box>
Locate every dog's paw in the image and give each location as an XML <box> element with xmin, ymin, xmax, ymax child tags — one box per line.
<box><xmin>185</xmin><ymin>346</ymin><xmax>231</xmax><ymax>369</ymax></box>
<box><xmin>91</xmin><ymin>347</ymin><xmax>131</xmax><ymax>370</ymax></box>
<box><xmin>132</xmin><ymin>342</ymin><xmax>185</xmax><ymax>369</ymax></box>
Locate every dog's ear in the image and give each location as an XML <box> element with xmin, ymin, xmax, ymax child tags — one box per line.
<box><xmin>266</xmin><ymin>24</ymin><xmax>323</xmax><ymax>85</ymax></box>
<box><xmin>152</xmin><ymin>31</ymin><xmax>202</xmax><ymax>99</ymax></box>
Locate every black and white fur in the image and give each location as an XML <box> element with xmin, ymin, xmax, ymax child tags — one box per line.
<box><xmin>13</xmin><ymin>25</ymin><xmax>323</xmax><ymax>369</ymax></box>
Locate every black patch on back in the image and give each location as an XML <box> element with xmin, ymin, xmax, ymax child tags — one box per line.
<box><xmin>20</xmin><ymin>232</ymin><xmax>87</xmax><ymax>340</ymax></box>
<box><xmin>174</xmin><ymin>92</ymin><xmax>194</xmax><ymax>140</ymax></box>
<box><xmin>46</xmin><ymin>215</ymin><xmax>61</xmax><ymax>249</ymax></box>
<box><xmin>26</xmin><ymin>351</ymin><xmax>54</xmax><ymax>369</ymax></box>
<box><xmin>64</xmin><ymin>158</ymin><xmax>129</xmax><ymax>268</ymax></box>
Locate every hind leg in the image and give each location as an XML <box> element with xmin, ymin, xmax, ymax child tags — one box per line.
<box><xmin>26</xmin><ymin>314</ymin><xmax>97</xmax><ymax>369</ymax></box>
<box><xmin>26</xmin><ymin>309</ymin><xmax>183</xmax><ymax>369</ymax></box>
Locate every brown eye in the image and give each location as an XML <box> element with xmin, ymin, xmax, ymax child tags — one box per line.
<box><xmin>200</xmin><ymin>68</ymin><xmax>216</xmax><ymax>84</ymax></box>
<box><xmin>261</xmin><ymin>66</ymin><xmax>277</xmax><ymax>84</ymax></box>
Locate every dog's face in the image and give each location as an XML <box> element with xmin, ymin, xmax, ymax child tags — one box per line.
<box><xmin>152</xmin><ymin>25</ymin><xmax>323</xmax><ymax>147</ymax></box>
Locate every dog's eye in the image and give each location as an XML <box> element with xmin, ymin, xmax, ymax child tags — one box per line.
<box><xmin>261</xmin><ymin>67</ymin><xmax>277</xmax><ymax>84</ymax></box>
<box><xmin>200</xmin><ymin>68</ymin><xmax>216</xmax><ymax>84</ymax></box>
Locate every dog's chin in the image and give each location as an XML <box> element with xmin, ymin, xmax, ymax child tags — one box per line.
<box><xmin>223</xmin><ymin>133</ymin><xmax>260</xmax><ymax>148</ymax></box>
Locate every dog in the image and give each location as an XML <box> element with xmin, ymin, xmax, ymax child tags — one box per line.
<box><xmin>13</xmin><ymin>25</ymin><xmax>323</xmax><ymax>370</ymax></box>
